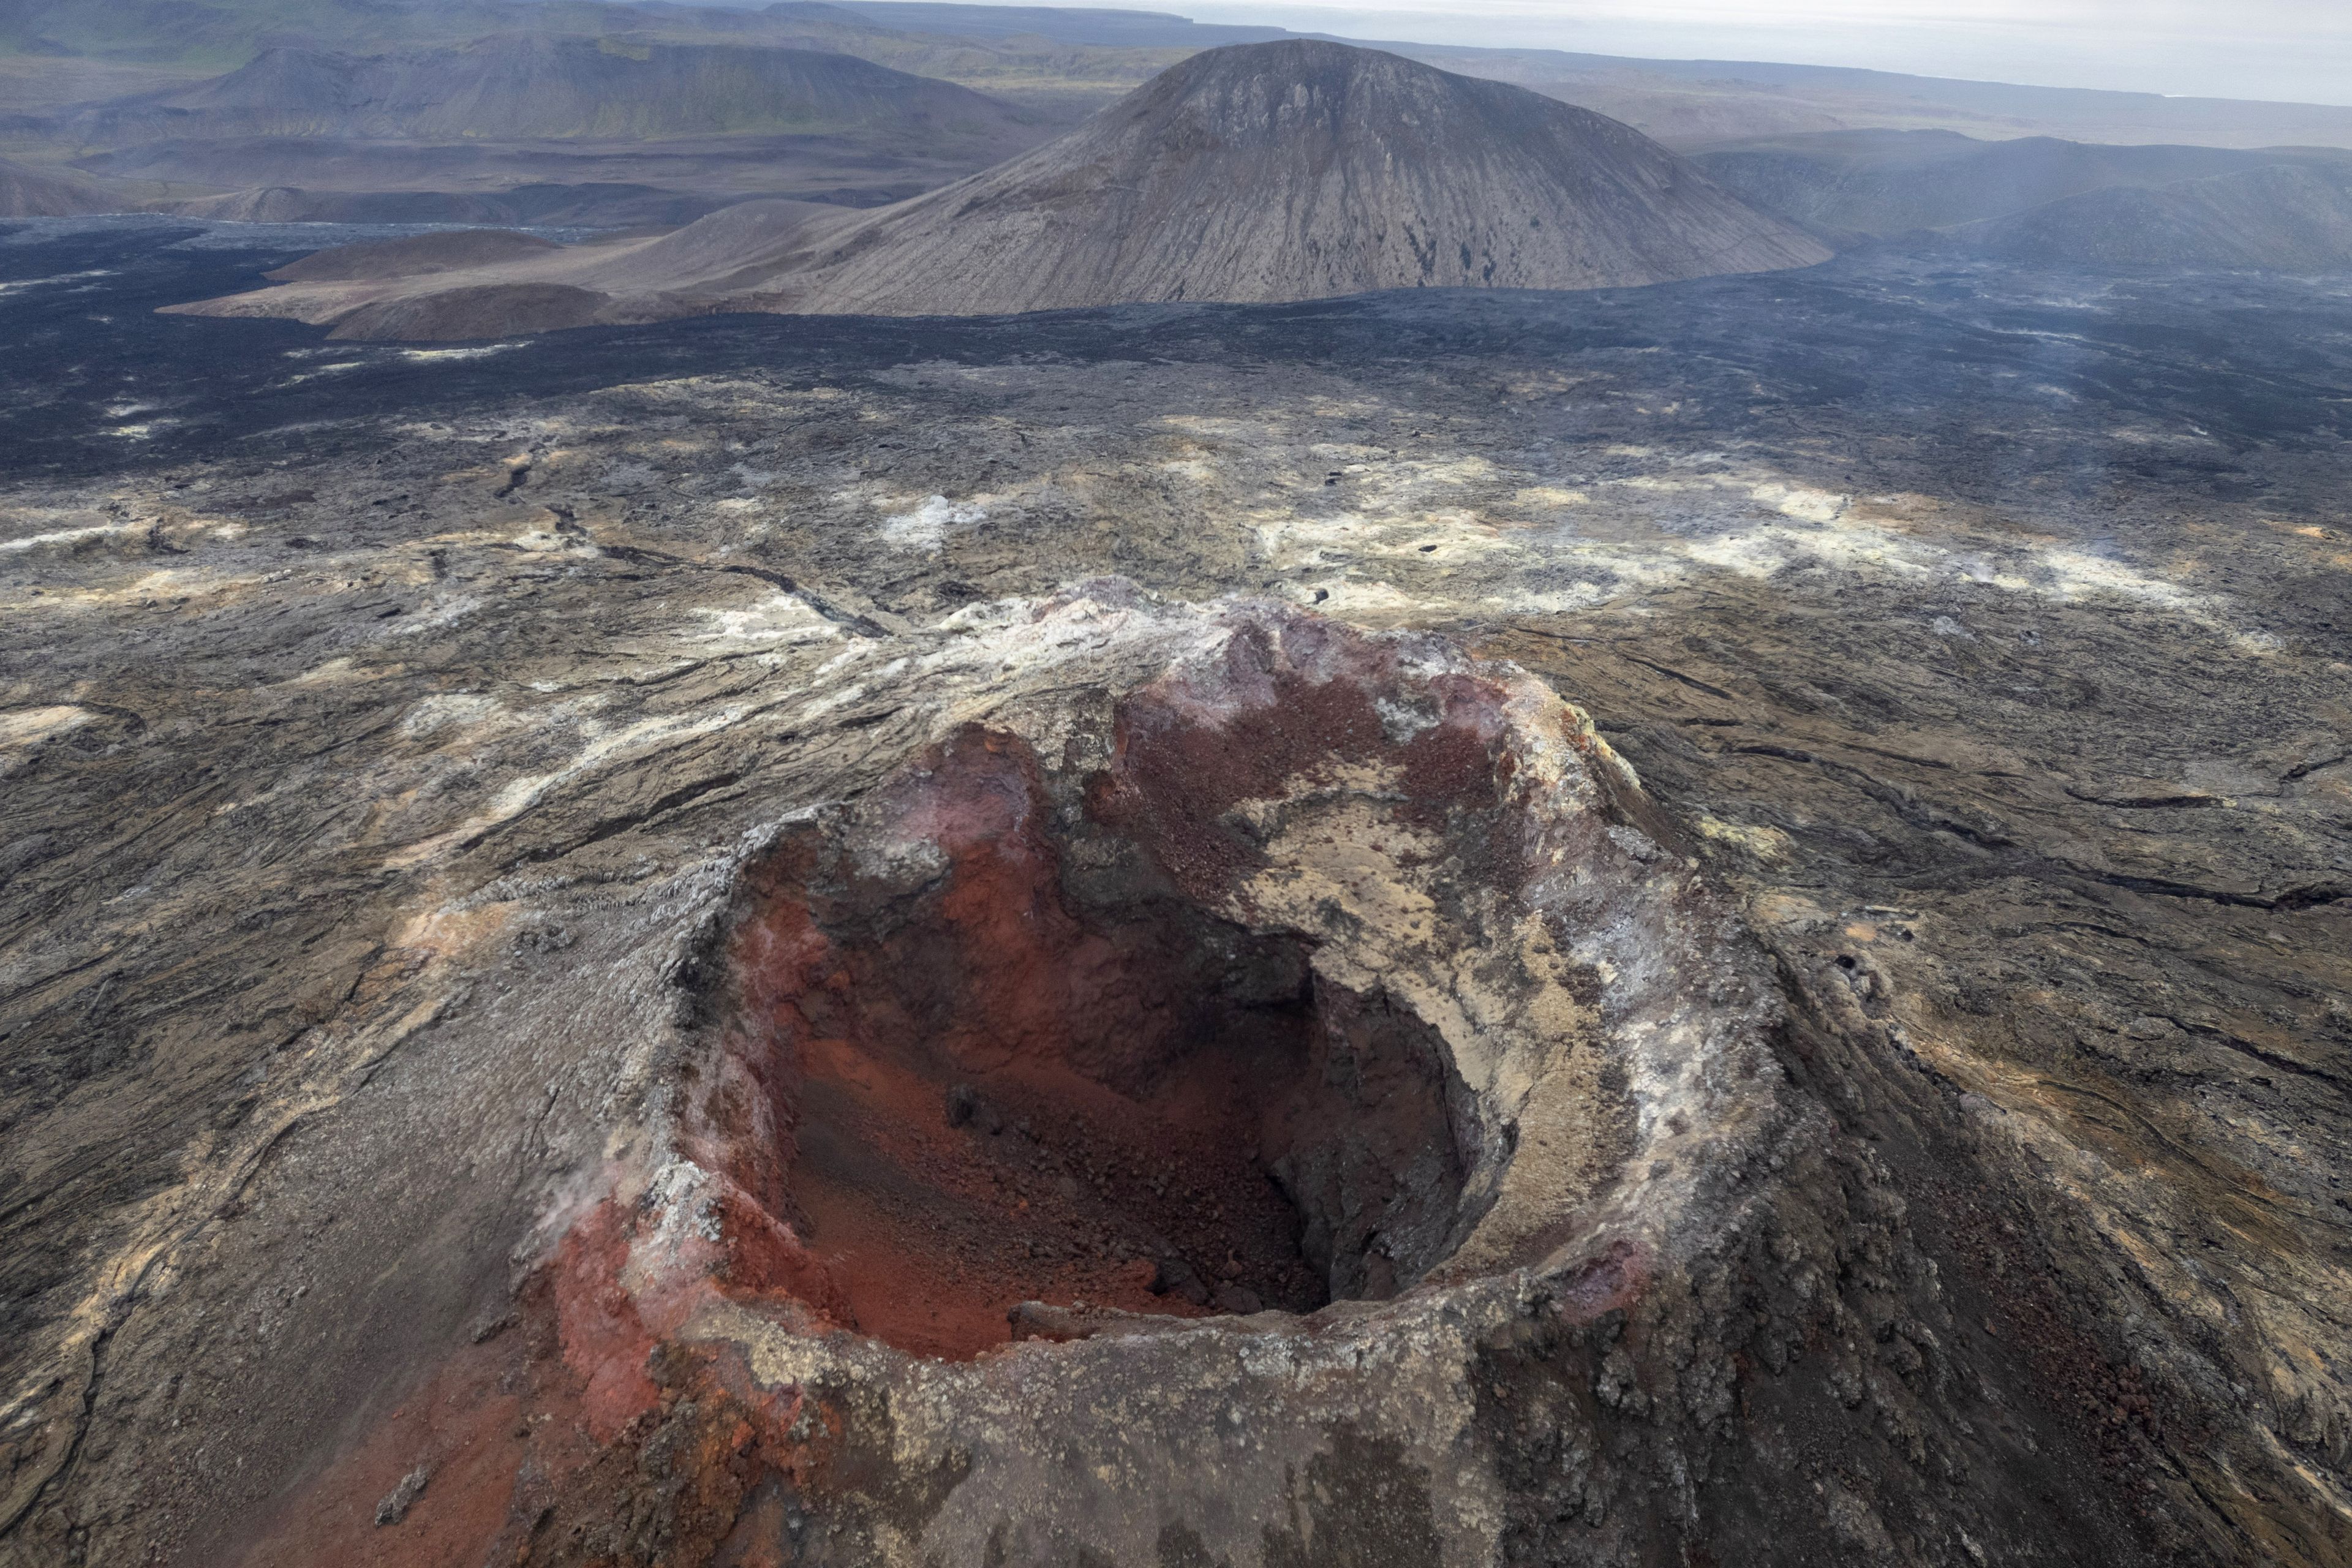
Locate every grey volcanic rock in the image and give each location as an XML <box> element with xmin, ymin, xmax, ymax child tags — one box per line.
<box><xmin>167</xmin><ymin>39</ymin><xmax>1831</xmax><ymax>336</ymax></box>
<box><xmin>1943</xmin><ymin>162</ymin><xmax>2352</xmax><ymax>270</ymax></box>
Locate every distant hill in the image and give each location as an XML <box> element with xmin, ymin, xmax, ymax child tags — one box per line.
<box><xmin>1941</xmin><ymin>164</ymin><xmax>2352</xmax><ymax>271</ymax></box>
<box><xmin>726</xmin><ymin>40</ymin><xmax>1832</xmax><ymax>314</ymax></box>
<box><xmin>170</xmin><ymin>40</ymin><xmax>1831</xmax><ymax>337</ymax></box>
<box><xmin>1402</xmin><ymin>48</ymin><xmax>2352</xmax><ymax>152</ymax></box>
<box><xmin>1689</xmin><ymin>130</ymin><xmax>2352</xmax><ymax>240</ymax></box>
<box><xmin>0</xmin><ymin>156</ymin><xmax>123</xmax><ymax>216</ymax></box>
<box><xmin>67</xmin><ymin>127</ymin><xmax>979</xmax><ymax>225</ymax></box>
<box><xmin>25</xmin><ymin>31</ymin><xmax>1056</xmax><ymax>221</ymax></box>
<box><xmin>815</xmin><ymin>10</ymin><xmax>2352</xmax><ymax>150</ymax></box>
<box><xmin>827</xmin><ymin>2</ymin><xmax>1287</xmax><ymax>47</ymax></box>
<box><xmin>15</xmin><ymin>0</ymin><xmax>2352</xmax><ymax>149</ymax></box>
<box><xmin>59</xmin><ymin>35</ymin><xmax>1044</xmax><ymax>146</ymax></box>
<box><xmin>0</xmin><ymin>0</ymin><xmax>1177</xmax><ymax>121</ymax></box>
<box><xmin>0</xmin><ymin>0</ymin><xmax>913</xmax><ymax>67</ymax></box>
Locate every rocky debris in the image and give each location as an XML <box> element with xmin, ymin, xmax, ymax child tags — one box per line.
<box><xmin>1150</xmin><ymin>1257</ymin><xmax>1213</xmax><ymax>1307</ymax></box>
<box><xmin>1209</xmin><ymin>1283</ymin><xmax>1262</xmax><ymax>1315</ymax></box>
<box><xmin>372</xmin><ymin>1464</ymin><xmax>429</xmax><ymax>1527</ymax></box>
<box><xmin>1004</xmin><ymin>1300</ymin><xmax>1188</xmax><ymax>1343</ymax></box>
<box><xmin>940</xmin><ymin>1082</ymin><xmax>1003</xmax><ymax>1135</ymax></box>
<box><xmin>164</xmin><ymin>39</ymin><xmax>1830</xmax><ymax>337</ymax></box>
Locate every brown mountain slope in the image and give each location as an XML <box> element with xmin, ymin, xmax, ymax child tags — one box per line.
<box><xmin>37</xmin><ymin>35</ymin><xmax>1059</xmax><ymax>228</ymax></box>
<box><xmin>59</xmin><ymin>36</ymin><xmax>1045</xmax><ymax>146</ymax></box>
<box><xmin>0</xmin><ymin>156</ymin><xmax>124</xmax><ymax>216</ymax></box>
<box><xmin>169</xmin><ymin>40</ymin><xmax>1831</xmax><ymax>337</ymax></box>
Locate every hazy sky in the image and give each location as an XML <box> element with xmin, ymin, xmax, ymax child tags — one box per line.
<box><xmin>1177</xmin><ymin>1</ymin><xmax>2352</xmax><ymax>105</ymax></box>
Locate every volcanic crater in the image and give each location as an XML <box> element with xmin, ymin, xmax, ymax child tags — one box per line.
<box><xmin>715</xmin><ymin>733</ymin><xmax>1504</xmax><ymax>1357</ymax></box>
<box><xmin>662</xmin><ymin>598</ymin><xmax>1758</xmax><ymax>1371</ymax></box>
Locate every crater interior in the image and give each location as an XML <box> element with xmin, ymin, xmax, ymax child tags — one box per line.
<box><xmin>715</xmin><ymin>727</ymin><xmax>1498</xmax><ymax>1358</ymax></box>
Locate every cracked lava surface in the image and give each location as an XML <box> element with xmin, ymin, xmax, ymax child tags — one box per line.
<box><xmin>4</xmin><ymin>233</ymin><xmax>2350</xmax><ymax>1567</ymax></box>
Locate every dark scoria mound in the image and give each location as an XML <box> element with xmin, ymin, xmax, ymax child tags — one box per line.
<box><xmin>165</xmin><ymin>39</ymin><xmax>1831</xmax><ymax>337</ymax></box>
<box><xmin>732</xmin><ymin>39</ymin><xmax>1834</xmax><ymax>311</ymax></box>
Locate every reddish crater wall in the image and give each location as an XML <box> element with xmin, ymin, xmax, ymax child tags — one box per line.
<box><xmin>704</xmin><ymin>723</ymin><xmax>1480</xmax><ymax>1359</ymax></box>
